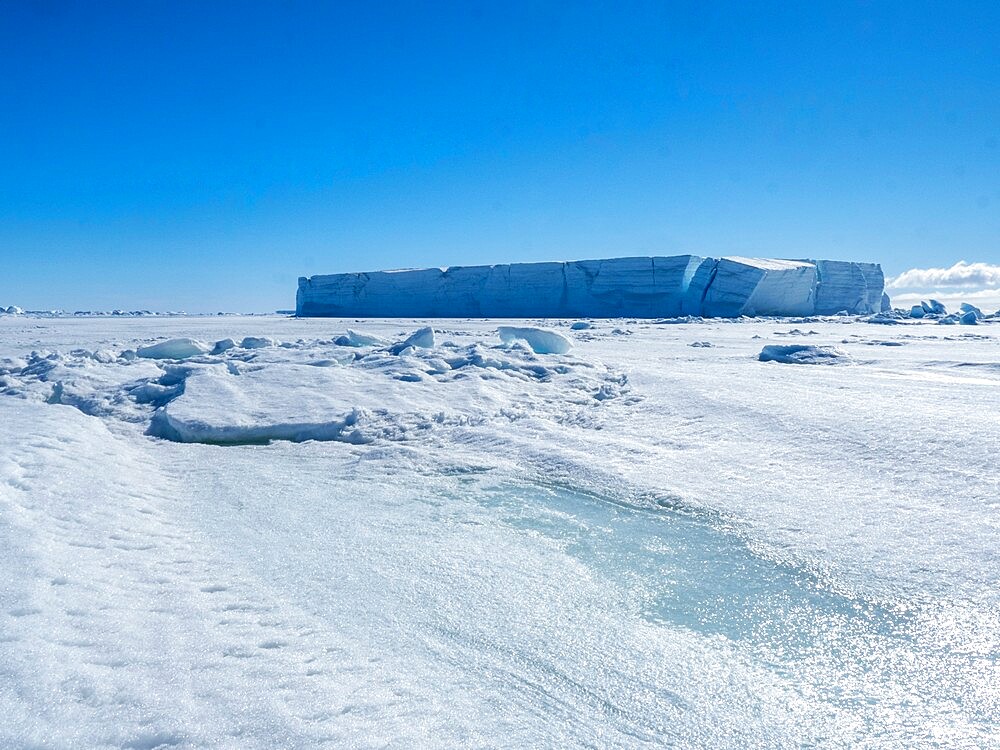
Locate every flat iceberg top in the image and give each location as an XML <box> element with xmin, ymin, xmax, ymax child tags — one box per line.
<box><xmin>722</xmin><ymin>256</ymin><xmax>815</xmax><ymax>270</ymax></box>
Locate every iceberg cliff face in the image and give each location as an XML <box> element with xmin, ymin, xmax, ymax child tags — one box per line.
<box><xmin>682</xmin><ymin>257</ymin><xmax>819</xmax><ymax>317</ymax></box>
<box><xmin>297</xmin><ymin>255</ymin><xmax>884</xmax><ymax>318</ymax></box>
<box><xmin>811</xmin><ymin>260</ymin><xmax>887</xmax><ymax>315</ymax></box>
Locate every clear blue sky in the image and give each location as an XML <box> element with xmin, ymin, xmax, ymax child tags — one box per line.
<box><xmin>2</xmin><ymin>1</ymin><xmax>998</xmax><ymax>312</ymax></box>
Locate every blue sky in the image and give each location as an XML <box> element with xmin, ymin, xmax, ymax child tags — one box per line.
<box><xmin>1</xmin><ymin>1</ymin><xmax>998</xmax><ymax>312</ymax></box>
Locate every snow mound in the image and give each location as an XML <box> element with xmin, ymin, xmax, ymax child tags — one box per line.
<box><xmin>758</xmin><ymin>344</ymin><xmax>852</xmax><ymax>365</ymax></box>
<box><xmin>497</xmin><ymin>326</ymin><xmax>572</xmax><ymax>355</ymax></box>
<box><xmin>136</xmin><ymin>338</ymin><xmax>210</xmax><ymax>359</ymax></box>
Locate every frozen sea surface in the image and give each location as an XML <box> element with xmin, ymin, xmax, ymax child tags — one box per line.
<box><xmin>0</xmin><ymin>315</ymin><xmax>998</xmax><ymax>748</ymax></box>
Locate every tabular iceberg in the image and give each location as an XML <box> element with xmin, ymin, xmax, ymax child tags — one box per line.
<box><xmin>297</xmin><ymin>255</ymin><xmax>885</xmax><ymax>318</ymax></box>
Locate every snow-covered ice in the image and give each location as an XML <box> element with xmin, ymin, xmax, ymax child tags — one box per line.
<box><xmin>1</xmin><ymin>313</ymin><xmax>998</xmax><ymax>749</ymax></box>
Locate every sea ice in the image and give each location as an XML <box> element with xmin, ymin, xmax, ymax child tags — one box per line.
<box><xmin>1</xmin><ymin>313</ymin><xmax>998</xmax><ymax>749</ymax></box>
<box><xmin>149</xmin><ymin>365</ymin><xmax>369</xmax><ymax>443</ymax></box>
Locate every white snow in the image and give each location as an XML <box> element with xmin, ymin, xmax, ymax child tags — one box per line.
<box><xmin>1</xmin><ymin>313</ymin><xmax>998</xmax><ymax>749</ymax></box>
<box><xmin>497</xmin><ymin>325</ymin><xmax>573</xmax><ymax>354</ymax></box>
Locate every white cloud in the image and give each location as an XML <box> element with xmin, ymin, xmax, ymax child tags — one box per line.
<box><xmin>887</xmin><ymin>261</ymin><xmax>1000</xmax><ymax>290</ymax></box>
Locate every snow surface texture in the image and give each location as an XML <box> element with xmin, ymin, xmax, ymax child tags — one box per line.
<box><xmin>1</xmin><ymin>313</ymin><xmax>998</xmax><ymax>749</ymax></box>
<box><xmin>297</xmin><ymin>255</ymin><xmax>886</xmax><ymax>318</ymax></box>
